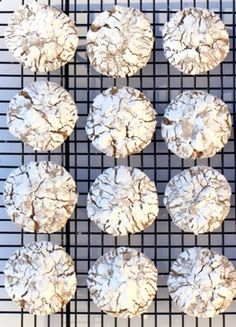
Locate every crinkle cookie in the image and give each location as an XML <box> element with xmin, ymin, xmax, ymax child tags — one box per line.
<box><xmin>3</xmin><ymin>161</ymin><xmax>77</xmax><ymax>233</ymax></box>
<box><xmin>87</xmin><ymin>6</ymin><xmax>154</xmax><ymax>77</ymax></box>
<box><xmin>87</xmin><ymin>166</ymin><xmax>158</xmax><ymax>236</ymax></box>
<box><xmin>5</xmin><ymin>3</ymin><xmax>78</xmax><ymax>72</ymax></box>
<box><xmin>161</xmin><ymin>91</ymin><xmax>231</xmax><ymax>159</ymax></box>
<box><xmin>168</xmin><ymin>247</ymin><xmax>236</xmax><ymax>318</ymax></box>
<box><xmin>164</xmin><ymin>166</ymin><xmax>231</xmax><ymax>235</ymax></box>
<box><xmin>86</xmin><ymin>87</ymin><xmax>156</xmax><ymax>158</ymax></box>
<box><xmin>4</xmin><ymin>241</ymin><xmax>77</xmax><ymax>315</ymax></box>
<box><xmin>7</xmin><ymin>81</ymin><xmax>78</xmax><ymax>151</ymax></box>
<box><xmin>163</xmin><ymin>7</ymin><xmax>229</xmax><ymax>74</ymax></box>
<box><xmin>87</xmin><ymin>247</ymin><xmax>158</xmax><ymax>317</ymax></box>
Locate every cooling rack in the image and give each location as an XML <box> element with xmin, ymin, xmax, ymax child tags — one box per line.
<box><xmin>0</xmin><ymin>0</ymin><xmax>235</xmax><ymax>326</ymax></box>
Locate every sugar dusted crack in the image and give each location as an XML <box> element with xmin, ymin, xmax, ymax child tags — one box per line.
<box><xmin>7</xmin><ymin>81</ymin><xmax>78</xmax><ymax>151</ymax></box>
<box><xmin>86</xmin><ymin>6</ymin><xmax>153</xmax><ymax>78</ymax></box>
<box><xmin>3</xmin><ymin>161</ymin><xmax>78</xmax><ymax>233</ymax></box>
<box><xmin>168</xmin><ymin>247</ymin><xmax>236</xmax><ymax>318</ymax></box>
<box><xmin>87</xmin><ymin>247</ymin><xmax>158</xmax><ymax>318</ymax></box>
<box><xmin>4</xmin><ymin>241</ymin><xmax>77</xmax><ymax>315</ymax></box>
<box><xmin>86</xmin><ymin>86</ymin><xmax>156</xmax><ymax>158</ymax></box>
<box><xmin>87</xmin><ymin>166</ymin><xmax>158</xmax><ymax>236</ymax></box>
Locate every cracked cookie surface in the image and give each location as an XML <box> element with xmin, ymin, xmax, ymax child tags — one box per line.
<box><xmin>87</xmin><ymin>247</ymin><xmax>158</xmax><ymax>317</ymax></box>
<box><xmin>162</xmin><ymin>7</ymin><xmax>229</xmax><ymax>74</ymax></box>
<box><xmin>3</xmin><ymin>161</ymin><xmax>78</xmax><ymax>233</ymax></box>
<box><xmin>86</xmin><ymin>86</ymin><xmax>156</xmax><ymax>158</ymax></box>
<box><xmin>168</xmin><ymin>247</ymin><xmax>236</xmax><ymax>317</ymax></box>
<box><xmin>5</xmin><ymin>3</ymin><xmax>78</xmax><ymax>72</ymax></box>
<box><xmin>161</xmin><ymin>90</ymin><xmax>231</xmax><ymax>159</ymax></box>
<box><xmin>87</xmin><ymin>166</ymin><xmax>158</xmax><ymax>236</ymax></box>
<box><xmin>4</xmin><ymin>241</ymin><xmax>77</xmax><ymax>315</ymax></box>
<box><xmin>87</xmin><ymin>5</ymin><xmax>154</xmax><ymax>77</ymax></box>
<box><xmin>7</xmin><ymin>81</ymin><xmax>78</xmax><ymax>151</ymax></box>
<box><xmin>164</xmin><ymin>166</ymin><xmax>231</xmax><ymax>235</ymax></box>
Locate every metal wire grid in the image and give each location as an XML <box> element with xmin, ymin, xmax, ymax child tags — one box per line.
<box><xmin>0</xmin><ymin>0</ymin><xmax>235</xmax><ymax>326</ymax></box>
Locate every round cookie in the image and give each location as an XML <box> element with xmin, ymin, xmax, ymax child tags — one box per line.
<box><xmin>7</xmin><ymin>81</ymin><xmax>78</xmax><ymax>151</ymax></box>
<box><xmin>161</xmin><ymin>90</ymin><xmax>231</xmax><ymax>159</ymax></box>
<box><xmin>87</xmin><ymin>6</ymin><xmax>154</xmax><ymax>77</ymax></box>
<box><xmin>87</xmin><ymin>166</ymin><xmax>158</xmax><ymax>236</ymax></box>
<box><xmin>4</xmin><ymin>241</ymin><xmax>77</xmax><ymax>315</ymax></box>
<box><xmin>86</xmin><ymin>87</ymin><xmax>156</xmax><ymax>158</ymax></box>
<box><xmin>87</xmin><ymin>247</ymin><xmax>158</xmax><ymax>318</ymax></box>
<box><xmin>162</xmin><ymin>7</ymin><xmax>229</xmax><ymax>74</ymax></box>
<box><xmin>168</xmin><ymin>247</ymin><xmax>236</xmax><ymax>318</ymax></box>
<box><xmin>3</xmin><ymin>161</ymin><xmax>78</xmax><ymax>233</ymax></box>
<box><xmin>164</xmin><ymin>166</ymin><xmax>231</xmax><ymax>235</ymax></box>
<box><xmin>5</xmin><ymin>3</ymin><xmax>78</xmax><ymax>72</ymax></box>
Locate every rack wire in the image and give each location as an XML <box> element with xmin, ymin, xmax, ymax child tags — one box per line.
<box><xmin>0</xmin><ymin>0</ymin><xmax>235</xmax><ymax>326</ymax></box>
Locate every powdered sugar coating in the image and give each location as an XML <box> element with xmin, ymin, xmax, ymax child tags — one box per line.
<box><xmin>5</xmin><ymin>3</ymin><xmax>78</xmax><ymax>72</ymax></box>
<box><xmin>87</xmin><ymin>247</ymin><xmax>158</xmax><ymax>318</ymax></box>
<box><xmin>87</xmin><ymin>166</ymin><xmax>158</xmax><ymax>236</ymax></box>
<box><xmin>7</xmin><ymin>81</ymin><xmax>78</xmax><ymax>151</ymax></box>
<box><xmin>4</xmin><ymin>241</ymin><xmax>77</xmax><ymax>315</ymax></box>
<box><xmin>164</xmin><ymin>166</ymin><xmax>231</xmax><ymax>235</ymax></box>
<box><xmin>161</xmin><ymin>91</ymin><xmax>231</xmax><ymax>159</ymax></box>
<box><xmin>87</xmin><ymin>6</ymin><xmax>154</xmax><ymax>77</ymax></box>
<box><xmin>168</xmin><ymin>247</ymin><xmax>236</xmax><ymax>318</ymax></box>
<box><xmin>3</xmin><ymin>161</ymin><xmax>78</xmax><ymax>233</ymax></box>
<box><xmin>163</xmin><ymin>7</ymin><xmax>229</xmax><ymax>74</ymax></box>
<box><xmin>86</xmin><ymin>87</ymin><xmax>156</xmax><ymax>158</ymax></box>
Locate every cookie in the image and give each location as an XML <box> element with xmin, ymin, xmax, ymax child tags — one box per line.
<box><xmin>3</xmin><ymin>161</ymin><xmax>77</xmax><ymax>233</ymax></box>
<box><xmin>4</xmin><ymin>241</ymin><xmax>77</xmax><ymax>315</ymax></box>
<box><xmin>164</xmin><ymin>166</ymin><xmax>231</xmax><ymax>235</ymax></box>
<box><xmin>5</xmin><ymin>3</ymin><xmax>78</xmax><ymax>72</ymax></box>
<box><xmin>87</xmin><ymin>6</ymin><xmax>154</xmax><ymax>77</ymax></box>
<box><xmin>87</xmin><ymin>166</ymin><xmax>158</xmax><ymax>236</ymax></box>
<box><xmin>163</xmin><ymin>7</ymin><xmax>229</xmax><ymax>74</ymax></box>
<box><xmin>87</xmin><ymin>247</ymin><xmax>158</xmax><ymax>318</ymax></box>
<box><xmin>86</xmin><ymin>87</ymin><xmax>156</xmax><ymax>158</ymax></box>
<box><xmin>7</xmin><ymin>81</ymin><xmax>78</xmax><ymax>151</ymax></box>
<box><xmin>161</xmin><ymin>91</ymin><xmax>231</xmax><ymax>159</ymax></box>
<box><xmin>168</xmin><ymin>247</ymin><xmax>236</xmax><ymax>318</ymax></box>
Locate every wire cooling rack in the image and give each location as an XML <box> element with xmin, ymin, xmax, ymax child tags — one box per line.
<box><xmin>0</xmin><ymin>0</ymin><xmax>236</xmax><ymax>326</ymax></box>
